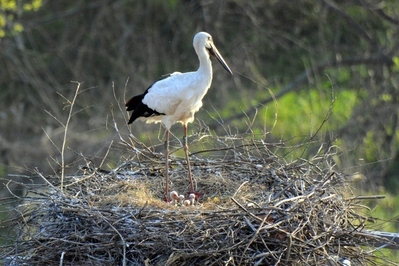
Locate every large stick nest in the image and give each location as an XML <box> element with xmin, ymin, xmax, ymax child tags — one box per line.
<box><xmin>0</xmin><ymin>134</ymin><xmax>394</xmax><ymax>265</ymax></box>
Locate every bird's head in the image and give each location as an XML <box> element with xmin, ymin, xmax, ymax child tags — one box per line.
<box><xmin>194</xmin><ymin>32</ymin><xmax>233</xmax><ymax>75</ymax></box>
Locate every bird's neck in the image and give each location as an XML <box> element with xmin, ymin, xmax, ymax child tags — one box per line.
<box><xmin>197</xmin><ymin>49</ymin><xmax>213</xmax><ymax>81</ymax></box>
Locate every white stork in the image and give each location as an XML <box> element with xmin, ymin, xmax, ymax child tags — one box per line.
<box><xmin>125</xmin><ymin>32</ymin><xmax>233</xmax><ymax>201</ymax></box>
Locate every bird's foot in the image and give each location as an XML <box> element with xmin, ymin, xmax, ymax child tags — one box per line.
<box><xmin>164</xmin><ymin>196</ymin><xmax>172</xmax><ymax>203</ymax></box>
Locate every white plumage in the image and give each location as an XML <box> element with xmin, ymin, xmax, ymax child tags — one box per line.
<box><xmin>126</xmin><ymin>32</ymin><xmax>232</xmax><ymax>201</ymax></box>
<box><xmin>184</xmin><ymin>194</ymin><xmax>196</xmax><ymax>207</ymax></box>
<box><xmin>142</xmin><ymin>75</ymin><xmax>207</xmax><ymax>128</ymax></box>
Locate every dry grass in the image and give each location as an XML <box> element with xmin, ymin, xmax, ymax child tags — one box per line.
<box><xmin>0</xmin><ymin>134</ymin><xmax>396</xmax><ymax>265</ymax></box>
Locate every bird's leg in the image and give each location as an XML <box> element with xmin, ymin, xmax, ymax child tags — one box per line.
<box><xmin>164</xmin><ymin>129</ymin><xmax>170</xmax><ymax>201</ymax></box>
<box><xmin>183</xmin><ymin>124</ymin><xmax>195</xmax><ymax>193</ymax></box>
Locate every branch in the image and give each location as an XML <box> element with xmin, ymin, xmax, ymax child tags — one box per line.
<box><xmin>60</xmin><ymin>81</ymin><xmax>81</xmax><ymax>193</ymax></box>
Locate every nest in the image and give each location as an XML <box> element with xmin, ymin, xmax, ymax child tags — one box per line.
<box><xmin>0</xmin><ymin>134</ymin><xmax>394</xmax><ymax>265</ymax></box>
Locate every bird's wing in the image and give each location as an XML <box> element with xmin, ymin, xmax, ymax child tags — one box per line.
<box><xmin>142</xmin><ymin>72</ymin><xmax>194</xmax><ymax>115</ymax></box>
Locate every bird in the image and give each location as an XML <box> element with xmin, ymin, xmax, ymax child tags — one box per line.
<box><xmin>178</xmin><ymin>194</ymin><xmax>185</xmax><ymax>204</ymax></box>
<box><xmin>125</xmin><ymin>32</ymin><xmax>233</xmax><ymax>201</ymax></box>
<box><xmin>170</xmin><ymin>191</ymin><xmax>180</xmax><ymax>204</ymax></box>
<box><xmin>184</xmin><ymin>193</ymin><xmax>196</xmax><ymax>206</ymax></box>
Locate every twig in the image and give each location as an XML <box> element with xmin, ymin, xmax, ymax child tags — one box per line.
<box><xmin>60</xmin><ymin>81</ymin><xmax>81</xmax><ymax>193</ymax></box>
<box><xmin>344</xmin><ymin>195</ymin><xmax>385</xmax><ymax>201</ymax></box>
<box><xmin>96</xmin><ymin>211</ymin><xmax>127</xmax><ymax>266</ymax></box>
<box><xmin>231</xmin><ymin>197</ymin><xmax>263</xmax><ymax>222</ymax></box>
<box><xmin>232</xmin><ymin>181</ymin><xmax>249</xmax><ymax>197</ymax></box>
<box><xmin>59</xmin><ymin>251</ymin><xmax>65</xmax><ymax>266</ymax></box>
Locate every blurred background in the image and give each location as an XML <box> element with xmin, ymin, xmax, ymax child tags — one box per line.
<box><xmin>1</xmin><ymin>0</ymin><xmax>399</xmax><ymax>242</ymax></box>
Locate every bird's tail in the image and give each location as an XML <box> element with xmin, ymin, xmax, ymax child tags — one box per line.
<box><xmin>125</xmin><ymin>94</ymin><xmax>143</xmax><ymax>111</ymax></box>
<box><xmin>125</xmin><ymin>94</ymin><xmax>165</xmax><ymax>124</ymax></box>
<box><xmin>125</xmin><ymin>94</ymin><xmax>145</xmax><ymax>124</ymax></box>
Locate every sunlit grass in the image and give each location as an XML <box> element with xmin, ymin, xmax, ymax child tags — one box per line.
<box><xmin>362</xmin><ymin>191</ymin><xmax>399</xmax><ymax>262</ymax></box>
<box><xmin>264</xmin><ymin>88</ymin><xmax>358</xmax><ymax>141</ymax></box>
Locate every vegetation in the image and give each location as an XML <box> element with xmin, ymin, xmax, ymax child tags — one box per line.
<box><xmin>1</xmin><ymin>0</ymin><xmax>399</xmax><ymax>262</ymax></box>
<box><xmin>1</xmin><ymin>0</ymin><xmax>398</xmax><ymax>186</ymax></box>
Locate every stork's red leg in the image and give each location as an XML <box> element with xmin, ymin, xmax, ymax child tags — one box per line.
<box><xmin>164</xmin><ymin>129</ymin><xmax>170</xmax><ymax>201</ymax></box>
<box><xmin>183</xmin><ymin>124</ymin><xmax>195</xmax><ymax>193</ymax></box>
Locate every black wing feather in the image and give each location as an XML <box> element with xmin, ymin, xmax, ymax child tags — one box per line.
<box><xmin>125</xmin><ymin>82</ymin><xmax>166</xmax><ymax>125</ymax></box>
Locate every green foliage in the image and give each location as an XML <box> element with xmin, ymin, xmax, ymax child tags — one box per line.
<box><xmin>362</xmin><ymin>131</ymin><xmax>379</xmax><ymax>162</ymax></box>
<box><xmin>261</xmin><ymin>87</ymin><xmax>358</xmax><ymax>143</ymax></box>
<box><xmin>22</xmin><ymin>0</ymin><xmax>42</xmax><ymax>11</ymax></box>
<box><xmin>393</xmin><ymin>56</ymin><xmax>399</xmax><ymax>73</ymax></box>
<box><xmin>363</xmin><ymin>192</ymin><xmax>399</xmax><ymax>262</ymax></box>
<box><xmin>0</xmin><ymin>0</ymin><xmax>42</xmax><ymax>37</ymax></box>
<box><xmin>367</xmin><ymin>193</ymin><xmax>399</xmax><ymax>232</ymax></box>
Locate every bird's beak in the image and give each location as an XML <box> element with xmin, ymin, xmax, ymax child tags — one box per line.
<box><xmin>208</xmin><ymin>43</ymin><xmax>233</xmax><ymax>75</ymax></box>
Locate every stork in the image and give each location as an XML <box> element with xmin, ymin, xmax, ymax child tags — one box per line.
<box><xmin>184</xmin><ymin>193</ymin><xmax>196</xmax><ymax>206</ymax></box>
<box><xmin>170</xmin><ymin>191</ymin><xmax>180</xmax><ymax>205</ymax></box>
<box><xmin>125</xmin><ymin>32</ymin><xmax>233</xmax><ymax>201</ymax></box>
